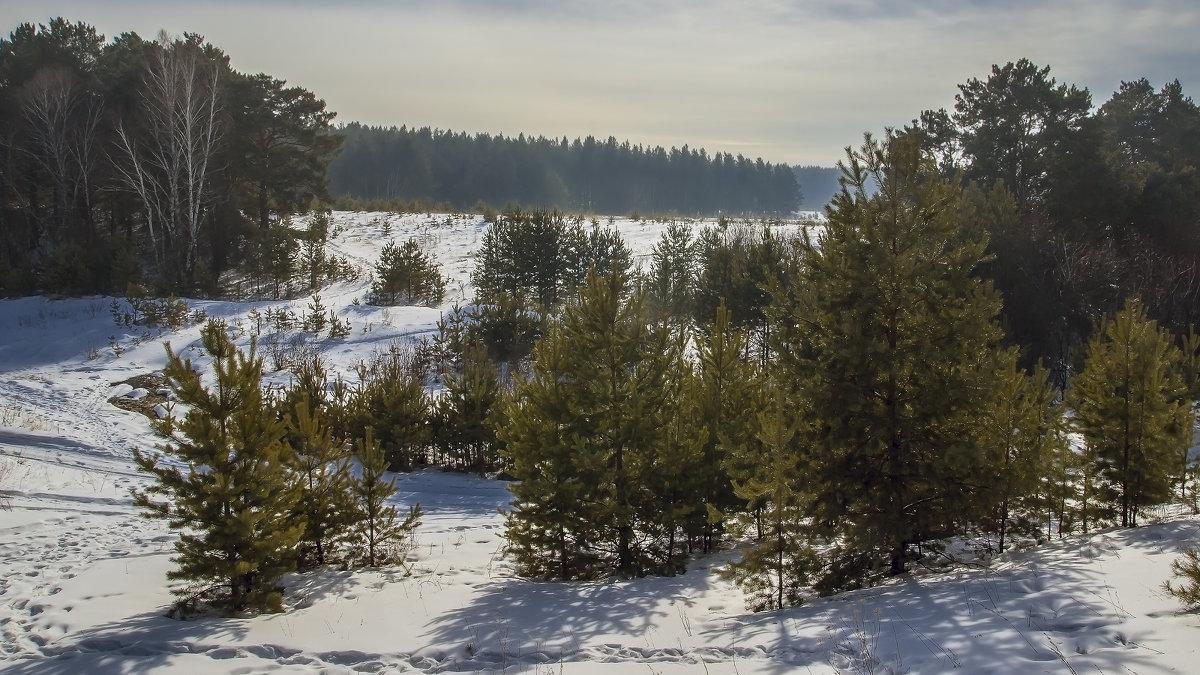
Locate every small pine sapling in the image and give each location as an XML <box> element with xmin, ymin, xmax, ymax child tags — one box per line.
<box><xmin>351</xmin><ymin>428</ymin><xmax>422</xmax><ymax>568</ymax></box>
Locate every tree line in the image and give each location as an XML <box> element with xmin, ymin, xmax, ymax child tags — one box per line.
<box><xmin>908</xmin><ymin>59</ymin><xmax>1200</xmax><ymax>383</ymax></box>
<box><xmin>0</xmin><ymin>18</ymin><xmax>341</xmax><ymax>296</ymax></box>
<box><xmin>491</xmin><ymin>134</ymin><xmax>1200</xmax><ymax>610</ymax></box>
<box><xmin>327</xmin><ymin>123</ymin><xmax>801</xmax><ymax>217</ymax></box>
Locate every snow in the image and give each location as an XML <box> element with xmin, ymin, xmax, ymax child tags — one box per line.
<box><xmin>2</xmin><ymin>210</ymin><xmax>1198</xmax><ymax>674</ymax></box>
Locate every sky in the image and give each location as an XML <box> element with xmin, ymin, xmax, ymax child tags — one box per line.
<box><xmin>5</xmin><ymin>0</ymin><xmax>1200</xmax><ymax>166</ymax></box>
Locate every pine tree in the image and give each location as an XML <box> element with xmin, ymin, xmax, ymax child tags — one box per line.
<box><xmin>348</xmin><ymin>345</ymin><xmax>432</xmax><ymax>470</ymax></box>
<box><xmin>350</xmin><ymin>428</ymin><xmax>422</xmax><ymax>568</ymax></box>
<box><xmin>648</xmin><ymin>221</ymin><xmax>698</xmax><ymax>320</ymax></box>
<box><xmin>369</xmin><ymin>238</ymin><xmax>446</xmax><ymax>306</ymax></box>
<box><xmin>284</xmin><ymin>398</ymin><xmax>357</xmax><ymax>568</ymax></box>
<box><xmin>434</xmin><ymin>346</ymin><xmax>503</xmax><ymax>473</ymax></box>
<box><xmin>638</xmin><ymin>342</ymin><xmax>706</xmax><ymax>571</ymax></box>
<box><xmin>978</xmin><ymin>363</ymin><xmax>1063</xmax><ymax>551</ymax></box>
<box><xmin>771</xmin><ymin>132</ymin><xmax>1015</xmax><ymax>590</ymax></box>
<box><xmin>695</xmin><ymin>301</ymin><xmax>765</xmax><ymax>552</ymax></box>
<box><xmin>500</xmin><ymin>266</ymin><xmax>687</xmax><ymax>578</ymax></box>
<box><xmin>1068</xmin><ymin>298</ymin><xmax>1190</xmax><ymax>527</ymax></box>
<box><xmin>1175</xmin><ymin>327</ymin><xmax>1200</xmax><ymax>503</ymax></box>
<box><xmin>132</xmin><ymin>321</ymin><xmax>304</xmax><ymax>614</ymax></box>
<box><xmin>720</xmin><ymin>389</ymin><xmax>817</xmax><ymax>611</ymax></box>
<box><xmin>1164</xmin><ymin>547</ymin><xmax>1200</xmax><ymax>608</ymax></box>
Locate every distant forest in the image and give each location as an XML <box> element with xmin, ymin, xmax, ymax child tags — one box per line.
<box><xmin>792</xmin><ymin>165</ymin><xmax>841</xmax><ymax>209</ymax></box>
<box><xmin>327</xmin><ymin>123</ymin><xmax>805</xmax><ymax>216</ymax></box>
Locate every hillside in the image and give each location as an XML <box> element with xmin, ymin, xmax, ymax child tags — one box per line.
<box><xmin>1</xmin><ymin>211</ymin><xmax>1198</xmax><ymax>674</ymax></box>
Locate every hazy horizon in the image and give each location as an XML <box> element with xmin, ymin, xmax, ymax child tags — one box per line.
<box><xmin>5</xmin><ymin>0</ymin><xmax>1199</xmax><ymax>166</ymax></box>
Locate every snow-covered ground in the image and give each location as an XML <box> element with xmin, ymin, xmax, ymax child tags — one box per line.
<box><xmin>1</xmin><ymin>211</ymin><xmax>1198</xmax><ymax>674</ymax></box>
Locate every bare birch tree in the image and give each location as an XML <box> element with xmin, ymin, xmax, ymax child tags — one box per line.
<box><xmin>112</xmin><ymin>32</ymin><xmax>223</xmax><ymax>283</ymax></box>
<box><xmin>21</xmin><ymin>67</ymin><xmax>104</xmax><ymax>236</ymax></box>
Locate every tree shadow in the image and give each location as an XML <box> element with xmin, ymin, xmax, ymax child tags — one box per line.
<box><xmin>1</xmin><ymin>607</ymin><xmax>254</xmax><ymax>675</ymax></box>
<box><xmin>421</xmin><ymin>560</ymin><xmax>718</xmax><ymax>663</ymax></box>
<box><xmin>393</xmin><ymin>468</ymin><xmax>513</xmax><ymax>520</ymax></box>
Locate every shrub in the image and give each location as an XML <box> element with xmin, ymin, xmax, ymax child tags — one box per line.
<box><xmin>368</xmin><ymin>239</ymin><xmax>446</xmax><ymax>307</ymax></box>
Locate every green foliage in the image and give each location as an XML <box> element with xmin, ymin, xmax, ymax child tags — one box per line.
<box><xmin>720</xmin><ymin>390</ymin><xmax>817</xmax><ymax>611</ymax></box>
<box><xmin>327</xmin><ymin>124</ymin><xmax>800</xmax><ymax>216</ymax></box>
<box><xmin>111</xmin><ymin>291</ymin><xmax>198</xmax><ymax>330</ymax></box>
<box><xmin>695</xmin><ymin>301</ymin><xmax>765</xmax><ymax>552</ymax></box>
<box><xmin>283</xmin><ymin>398</ymin><xmax>357</xmax><ymax>569</ymax></box>
<box><xmin>772</xmin><ymin>132</ymin><xmax>1017</xmax><ymax>591</ymax></box>
<box><xmin>1068</xmin><ymin>298</ymin><xmax>1191</xmax><ymax>527</ymax></box>
<box><xmin>226</xmin><ymin>73</ymin><xmax>342</xmax><ymax>230</ymax></box>
<box><xmin>436</xmin><ymin>298</ymin><xmax>546</xmax><ymax>366</ymax></box>
<box><xmin>347</xmin><ymin>344</ymin><xmax>432</xmax><ymax>470</ymax></box>
<box><xmin>472</xmin><ymin>208</ymin><xmax>589</xmax><ymax>312</ymax></box>
<box><xmin>132</xmin><ymin>321</ymin><xmax>304</xmax><ymax>614</ymax></box>
<box><xmin>500</xmin><ymin>266</ymin><xmax>692</xmax><ymax>579</ymax></box>
<box><xmin>302</xmin><ymin>294</ymin><xmax>328</xmax><ymax>333</ymax></box>
<box><xmin>244</xmin><ymin>224</ymin><xmax>301</xmax><ymax>299</ymax></box>
<box><xmin>350</xmin><ymin>428</ymin><xmax>422</xmax><ymax>568</ymax></box>
<box><xmin>0</xmin><ymin>19</ymin><xmax>340</xmax><ymax>296</ymax></box>
<box><xmin>692</xmin><ymin>222</ymin><xmax>790</xmax><ymax>364</ymax></box>
<box><xmin>977</xmin><ymin>363</ymin><xmax>1065</xmax><ymax>550</ymax></box>
<box><xmin>1164</xmin><ymin>547</ymin><xmax>1200</xmax><ymax>609</ymax></box>
<box><xmin>648</xmin><ymin>221</ymin><xmax>698</xmax><ymax>320</ymax></box>
<box><xmin>369</xmin><ymin>239</ymin><xmax>446</xmax><ymax>307</ymax></box>
<box><xmin>951</xmin><ymin>57</ymin><xmax>1092</xmax><ymax>212</ymax></box>
<box><xmin>433</xmin><ymin>347</ymin><xmax>504</xmax><ymax>473</ymax></box>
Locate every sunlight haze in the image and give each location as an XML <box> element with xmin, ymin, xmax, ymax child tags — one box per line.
<box><xmin>5</xmin><ymin>0</ymin><xmax>1199</xmax><ymax>165</ymax></box>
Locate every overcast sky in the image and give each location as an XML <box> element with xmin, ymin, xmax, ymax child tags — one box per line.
<box><xmin>5</xmin><ymin>0</ymin><xmax>1200</xmax><ymax>165</ymax></box>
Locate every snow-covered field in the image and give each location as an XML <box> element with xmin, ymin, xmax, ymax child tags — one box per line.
<box><xmin>1</xmin><ymin>211</ymin><xmax>1198</xmax><ymax>674</ymax></box>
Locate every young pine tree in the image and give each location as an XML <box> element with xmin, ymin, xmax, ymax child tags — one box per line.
<box><xmin>370</xmin><ymin>238</ymin><xmax>446</xmax><ymax>307</ymax></box>
<box><xmin>1069</xmin><ymin>298</ymin><xmax>1191</xmax><ymax>527</ymax></box>
<box><xmin>648</xmin><ymin>221</ymin><xmax>698</xmax><ymax>320</ymax></box>
<box><xmin>284</xmin><ymin>399</ymin><xmax>357</xmax><ymax>568</ymax></box>
<box><xmin>133</xmin><ymin>321</ymin><xmax>304</xmax><ymax>614</ymax></box>
<box><xmin>350</xmin><ymin>428</ymin><xmax>422</xmax><ymax>568</ymax></box>
<box><xmin>978</xmin><ymin>363</ymin><xmax>1064</xmax><ymax>551</ymax></box>
<box><xmin>721</xmin><ymin>389</ymin><xmax>817</xmax><ymax>611</ymax></box>
<box><xmin>349</xmin><ymin>346</ymin><xmax>432</xmax><ymax>470</ymax></box>
<box><xmin>434</xmin><ymin>346</ymin><xmax>503</xmax><ymax>473</ymax></box>
<box><xmin>771</xmin><ymin>131</ymin><xmax>1017</xmax><ymax>590</ymax></box>
<box><xmin>695</xmin><ymin>301</ymin><xmax>765</xmax><ymax>552</ymax></box>
<box><xmin>500</xmin><ymin>266</ymin><xmax>687</xmax><ymax>578</ymax></box>
<box><xmin>638</xmin><ymin>347</ymin><xmax>707</xmax><ymax>571</ymax></box>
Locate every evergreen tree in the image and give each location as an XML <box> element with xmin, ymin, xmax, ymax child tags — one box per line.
<box><xmin>500</xmin><ymin>266</ymin><xmax>686</xmax><ymax>578</ymax></box>
<box><xmin>648</xmin><ymin>221</ymin><xmax>698</xmax><ymax>320</ymax></box>
<box><xmin>132</xmin><ymin>321</ymin><xmax>303</xmax><ymax>614</ymax></box>
<box><xmin>471</xmin><ymin>207</ymin><xmax>588</xmax><ymax>312</ymax></box>
<box><xmin>720</xmin><ymin>389</ymin><xmax>817</xmax><ymax>611</ymax></box>
<box><xmin>772</xmin><ymin>132</ymin><xmax>1015</xmax><ymax>591</ymax></box>
<box><xmin>1165</xmin><ymin>546</ymin><xmax>1200</xmax><ymax>608</ymax></box>
<box><xmin>692</xmin><ymin>223</ymin><xmax>789</xmax><ymax>365</ymax></box>
<box><xmin>1175</xmin><ymin>327</ymin><xmax>1200</xmax><ymax>503</ymax></box>
<box><xmin>1068</xmin><ymin>298</ymin><xmax>1190</xmax><ymax>527</ymax></box>
<box><xmin>350</xmin><ymin>428</ymin><xmax>422</xmax><ymax>568</ymax></box>
<box><xmin>284</xmin><ymin>398</ymin><xmax>357</xmax><ymax>568</ymax></box>
<box><xmin>369</xmin><ymin>238</ymin><xmax>446</xmax><ymax>307</ymax></box>
<box><xmin>225</xmin><ymin>71</ymin><xmax>342</xmax><ymax>230</ymax></box>
<box><xmin>434</xmin><ymin>346</ymin><xmax>503</xmax><ymax>473</ymax></box>
<box><xmin>348</xmin><ymin>345</ymin><xmax>433</xmax><ymax>470</ymax></box>
<box><xmin>642</xmin><ymin>370</ymin><xmax>707</xmax><ymax>569</ymax></box>
<box><xmin>978</xmin><ymin>363</ymin><xmax>1063</xmax><ymax>551</ymax></box>
<box><xmin>694</xmin><ymin>301</ymin><xmax>764</xmax><ymax>552</ymax></box>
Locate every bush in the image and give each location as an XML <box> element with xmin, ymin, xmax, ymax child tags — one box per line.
<box><xmin>1165</xmin><ymin>546</ymin><xmax>1200</xmax><ymax>608</ymax></box>
<box><xmin>368</xmin><ymin>239</ymin><xmax>446</xmax><ymax>307</ymax></box>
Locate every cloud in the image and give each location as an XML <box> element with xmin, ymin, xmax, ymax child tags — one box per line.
<box><xmin>6</xmin><ymin>0</ymin><xmax>1200</xmax><ymax>164</ymax></box>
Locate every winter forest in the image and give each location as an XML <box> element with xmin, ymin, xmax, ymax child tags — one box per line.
<box><xmin>5</xmin><ymin>16</ymin><xmax>1200</xmax><ymax>674</ymax></box>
